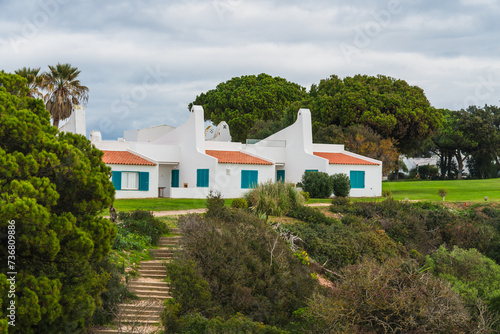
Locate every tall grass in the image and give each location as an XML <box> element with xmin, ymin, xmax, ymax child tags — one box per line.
<box><xmin>244</xmin><ymin>181</ymin><xmax>305</xmax><ymax>216</ymax></box>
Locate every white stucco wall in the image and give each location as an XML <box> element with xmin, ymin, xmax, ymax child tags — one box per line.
<box><xmin>327</xmin><ymin>164</ymin><xmax>382</xmax><ymax>197</ymax></box>
<box><xmin>108</xmin><ymin>164</ymin><xmax>159</xmax><ymax>199</ymax></box>
<box><xmin>59</xmin><ymin>105</ymin><xmax>86</xmax><ymax>136</ymax></box>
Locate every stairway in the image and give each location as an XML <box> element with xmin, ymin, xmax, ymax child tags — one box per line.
<box><xmin>94</xmin><ymin>233</ymin><xmax>180</xmax><ymax>334</ymax></box>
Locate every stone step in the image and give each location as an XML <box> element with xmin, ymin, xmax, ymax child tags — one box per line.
<box><xmin>138</xmin><ymin>273</ymin><xmax>168</xmax><ymax>279</ymax></box>
<box><xmin>140</xmin><ymin>263</ymin><xmax>166</xmax><ymax>269</ymax></box>
<box><xmin>129</xmin><ymin>288</ymin><xmax>171</xmax><ymax>298</ymax></box>
<box><xmin>118</xmin><ymin>303</ymin><xmax>164</xmax><ymax>312</ymax></box>
<box><xmin>93</xmin><ymin>326</ymin><xmax>161</xmax><ymax>334</ymax></box>
<box><xmin>128</xmin><ymin>280</ymin><xmax>169</xmax><ymax>288</ymax></box>
<box><xmin>115</xmin><ymin>313</ymin><xmax>161</xmax><ymax>321</ymax></box>
<box><xmin>114</xmin><ymin>318</ymin><xmax>161</xmax><ymax>325</ymax></box>
<box><xmin>128</xmin><ymin>284</ymin><xmax>170</xmax><ymax>291</ymax></box>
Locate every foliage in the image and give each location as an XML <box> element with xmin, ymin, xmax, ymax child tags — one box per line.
<box><xmin>0</xmin><ymin>72</ymin><xmax>116</xmax><ymax>333</ymax></box>
<box><xmin>382</xmin><ymin>189</ymin><xmax>392</xmax><ymax>198</ymax></box>
<box><xmin>43</xmin><ymin>63</ymin><xmax>89</xmax><ymax>128</ymax></box>
<box><xmin>330</xmin><ymin>173</ymin><xmax>350</xmax><ymax>197</ymax></box>
<box><xmin>288</xmin><ymin>211</ymin><xmax>397</xmax><ymax>271</ymax></box>
<box><xmin>230</xmin><ymin>197</ymin><xmax>248</xmax><ymax>209</ymax></box>
<box><xmin>14</xmin><ymin>67</ymin><xmax>44</xmax><ymax>99</ymax></box>
<box><xmin>288</xmin><ymin>205</ymin><xmax>338</xmax><ymax>226</ymax></box>
<box><xmin>425</xmin><ymin>246</ymin><xmax>500</xmax><ymax>313</ymax></box>
<box><xmin>190</xmin><ymin>73</ymin><xmax>306</xmax><ymax>142</ymax></box>
<box><xmin>205</xmin><ymin>190</ymin><xmax>226</xmax><ymax>219</ymax></box>
<box><xmin>117</xmin><ymin>209</ymin><xmax>169</xmax><ymax>245</ymax></box>
<box><xmin>166</xmin><ymin>208</ymin><xmax>317</xmax><ymax>329</ymax></box>
<box><xmin>165</xmin><ymin>313</ymin><xmax>288</xmax><ymax>334</ymax></box>
<box><xmin>300</xmin><ymin>191</ymin><xmax>309</xmax><ymax>202</ymax></box>
<box><xmin>296</xmin><ymin>257</ymin><xmax>472</xmax><ymax>333</ymax></box>
<box><xmin>295</xmin><ymin>74</ymin><xmax>443</xmax><ymax>155</ymax></box>
<box><xmin>113</xmin><ymin>224</ymin><xmax>152</xmax><ymax>251</ymax></box>
<box><xmin>438</xmin><ymin>188</ymin><xmax>448</xmax><ymax>201</ymax></box>
<box><xmin>244</xmin><ymin>181</ymin><xmax>304</xmax><ymax>217</ymax></box>
<box><xmin>88</xmin><ymin>257</ymin><xmax>132</xmax><ymax>326</ymax></box>
<box><xmin>314</xmin><ymin>124</ymin><xmax>399</xmax><ymax>175</ymax></box>
<box><xmin>300</xmin><ymin>171</ymin><xmax>332</xmax><ymax>198</ymax></box>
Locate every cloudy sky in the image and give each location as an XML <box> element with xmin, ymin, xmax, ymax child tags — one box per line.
<box><xmin>2</xmin><ymin>0</ymin><xmax>500</xmax><ymax>139</ymax></box>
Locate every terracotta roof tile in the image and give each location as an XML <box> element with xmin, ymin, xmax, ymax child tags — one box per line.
<box><xmin>313</xmin><ymin>152</ymin><xmax>379</xmax><ymax>165</ymax></box>
<box><xmin>206</xmin><ymin>150</ymin><xmax>273</xmax><ymax>165</ymax></box>
<box><xmin>102</xmin><ymin>151</ymin><xmax>156</xmax><ymax>166</ymax></box>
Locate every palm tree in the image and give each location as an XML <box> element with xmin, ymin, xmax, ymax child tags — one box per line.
<box><xmin>44</xmin><ymin>63</ymin><xmax>89</xmax><ymax>128</ymax></box>
<box><xmin>14</xmin><ymin>67</ymin><xmax>44</xmax><ymax>99</ymax></box>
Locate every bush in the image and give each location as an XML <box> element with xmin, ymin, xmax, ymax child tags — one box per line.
<box><xmin>288</xmin><ymin>205</ymin><xmax>338</xmax><ymax>226</ymax></box>
<box><xmin>297</xmin><ymin>258</ymin><xmax>473</xmax><ymax>333</ymax></box>
<box><xmin>301</xmin><ymin>171</ymin><xmax>332</xmax><ymax>198</ymax></box>
<box><xmin>331</xmin><ymin>196</ymin><xmax>350</xmax><ymax>207</ymax></box>
<box><xmin>113</xmin><ymin>225</ymin><xmax>152</xmax><ymax>250</ymax></box>
<box><xmin>382</xmin><ymin>190</ymin><xmax>392</xmax><ymax>198</ymax></box>
<box><xmin>425</xmin><ymin>246</ymin><xmax>500</xmax><ymax>314</ymax></box>
<box><xmin>168</xmin><ymin>208</ymin><xmax>317</xmax><ymax>328</ymax></box>
<box><xmin>165</xmin><ymin>313</ymin><xmax>288</xmax><ymax>334</ymax></box>
<box><xmin>331</xmin><ymin>173</ymin><xmax>350</xmax><ymax>197</ymax></box>
<box><xmin>244</xmin><ymin>181</ymin><xmax>305</xmax><ymax>217</ymax></box>
<box><xmin>230</xmin><ymin>198</ymin><xmax>248</xmax><ymax>209</ymax></box>
<box><xmin>300</xmin><ymin>191</ymin><xmax>310</xmax><ymax>202</ymax></box>
<box><xmin>118</xmin><ymin>210</ymin><xmax>170</xmax><ymax>245</ymax></box>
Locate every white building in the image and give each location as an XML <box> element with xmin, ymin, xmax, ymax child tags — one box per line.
<box><xmin>85</xmin><ymin>106</ymin><xmax>382</xmax><ymax>199</ymax></box>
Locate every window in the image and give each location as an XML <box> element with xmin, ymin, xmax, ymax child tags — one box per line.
<box><xmin>171</xmin><ymin>169</ymin><xmax>179</xmax><ymax>188</ymax></box>
<box><xmin>305</xmin><ymin>169</ymin><xmax>318</xmax><ymax>173</ymax></box>
<box><xmin>241</xmin><ymin>170</ymin><xmax>258</xmax><ymax>189</ymax></box>
<box><xmin>350</xmin><ymin>171</ymin><xmax>365</xmax><ymax>189</ymax></box>
<box><xmin>122</xmin><ymin>172</ymin><xmax>139</xmax><ymax>190</ymax></box>
<box><xmin>112</xmin><ymin>171</ymin><xmax>149</xmax><ymax>191</ymax></box>
<box><xmin>197</xmin><ymin>169</ymin><xmax>209</xmax><ymax>187</ymax></box>
<box><xmin>277</xmin><ymin>170</ymin><xmax>285</xmax><ymax>182</ymax></box>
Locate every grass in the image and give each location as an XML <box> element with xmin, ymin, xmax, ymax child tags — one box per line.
<box><xmin>112</xmin><ymin>198</ymin><xmax>209</xmax><ymax>212</ymax></box>
<box><xmin>383</xmin><ymin>178</ymin><xmax>500</xmax><ymax>202</ymax></box>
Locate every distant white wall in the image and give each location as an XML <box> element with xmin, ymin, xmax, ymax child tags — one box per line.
<box><xmin>327</xmin><ymin>164</ymin><xmax>382</xmax><ymax>197</ymax></box>
<box><xmin>124</xmin><ymin>124</ymin><xmax>175</xmax><ymax>142</ymax></box>
<box><xmin>108</xmin><ymin>164</ymin><xmax>159</xmax><ymax>199</ymax></box>
<box><xmin>59</xmin><ymin>105</ymin><xmax>86</xmax><ymax>136</ymax></box>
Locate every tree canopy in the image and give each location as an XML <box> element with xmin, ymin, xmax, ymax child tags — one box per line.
<box><xmin>189</xmin><ymin>73</ymin><xmax>307</xmax><ymax>142</ymax></box>
<box><xmin>0</xmin><ymin>71</ymin><xmax>115</xmax><ymax>333</ymax></box>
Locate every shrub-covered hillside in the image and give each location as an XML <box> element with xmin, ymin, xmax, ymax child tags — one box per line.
<box><xmin>163</xmin><ymin>191</ymin><xmax>500</xmax><ymax>333</ymax></box>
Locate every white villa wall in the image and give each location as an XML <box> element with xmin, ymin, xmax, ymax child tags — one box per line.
<box><xmin>213</xmin><ymin>163</ymin><xmax>275</xmax><ymax>198</ymax></box>
<box><xmin>59</xmin><ymin>105</ymin><xmax>86</xmax><ymax>136</ymax></box>
<box><xmin>327</xmin><ymin>164</ymin><xmax>382</xmax><ymax>197</ymax></box>
<box><xmin>254</xmin><ymin>109</ymin><xmax>329</xmax><ymax>183</ymax></box>
<box><xmin>312</xmin><ymin>143</ymin><xmax>345</xmax><ymax>153</ymax></box>
<box><xmin>108</xmin><ymin>164</ymin><xmax>159</xmax><ymax>199</ymax></box>
<box><xmin>154</xmin><ymin>106</ymin><xmax>218</xmax><ymax>197</ymax></box>
<box><xmin>124</xmin><ymin>124</ymin><xmax>175</xmax><ymax>142</ymax></box>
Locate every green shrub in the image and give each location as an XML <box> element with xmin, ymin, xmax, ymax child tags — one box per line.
<box><xmin>301</xmin><ymin>171</ymin><xmax>332</xmax><ymax>198</ymax></box>
<box><xmin>300</xmin><ymin>191</ymin><xmax>310</xmax><ymax>202</ymax></box>
<box><xmin>167</xmin><ymin>313</ymin><xmax>289</xmax><ymax>334</ymax></box>
<box><xmin>331</xmin><ymin>173</ymin><xmax>350</xmax><ymax>197</ymax></box>
<box><xmin>244</xmin><ymin>181</ymin><xmax>304</xmax><ymax>217</ymax></box>
<box><xmin>297</xmin><ymin>258</ymin><xmax>472</xmax><ymax>333</ymax></box>
<box><xmin>206</xmin><ymin>190</ymin><xmax>226</xmax><ymax>218</ymax></box>
<box><xmin>382</xmin><ymin>190</ymin><xmax>392</xmax><ymax>198</ymax></box>
<box><xmin>331</xmin><ymin>196</ymin><xmax>350</xmax><ymax>207</ymax></box>
<box><xmin>118</xmin><ymin>210</ymin><xmax>170</xmax><ymax>245</ymax></box>
<box><xmin>89</xmin><ymin>257</ymin><xmax>133</xmax><ymax>326</ymax></box>
<box><xmin>288</xmin><ymin>205</ymin><xmax>338</xmax><ymax>226</ymax></box>
<box><xmin>113</xmin><ymin>225</ymin><xmax>152</xmax><ymax>250</ymax></box>
<box><xmin>170</xmin><ymin>208</ymin><xmax>317</xmax><ymax>328</ymax></box>
<box><xmin>425</xmin><ymin>246</ymin><xmax>500</xmax><ymax>313</ymax></box>
<box><xmin>230</xmin><ymin>198</ymin><xmax>248</xmax><ymax>209</ymax></box>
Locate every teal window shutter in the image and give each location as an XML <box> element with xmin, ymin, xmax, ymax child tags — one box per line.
<box><xmin>112</xmin><ymin>171</ymin><xmax>122</xmax><ymax>190</ymax></box>
<box><xmin>197</xmin><ymin>169</ymin><xmax>209</xmax><ymax>187</ymax></box>
<box><xmin>241</xmin><ymin>170</ymin><xmax>258</xmax><ymax>189</ymax></box>
<box><xmin>277</xmin><ymin>170</ymin><xmax>285</xmax><ymax>182</ymax></box>
<box><xmin>305</xmin><ymin>169</ymin><xmax>318</xmax><ymax>173</ymax></box>
<box><xmin>350</xmin><ymin>171</ymin><xmax>365</xmax><ymax>189</ymax></box>
<box><xmin>139</xmin><ymin>172</ymin><xmax>149</xmax><ymax>191</ymax></box>
<box><xmin>171</xmin><ymin>170</ymin><xmax>179</xmax><ymax>188</ymax></box>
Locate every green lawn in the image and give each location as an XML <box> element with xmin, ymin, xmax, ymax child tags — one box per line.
<box><xmin>383</xmin><ymin>179</ymin><xmax>500</xmax><ymax>202</ymax></box>
<box><xmin>112</xmin><ymin>197</ymin><xmax>236</xmax><ymax>213</ymax></box>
